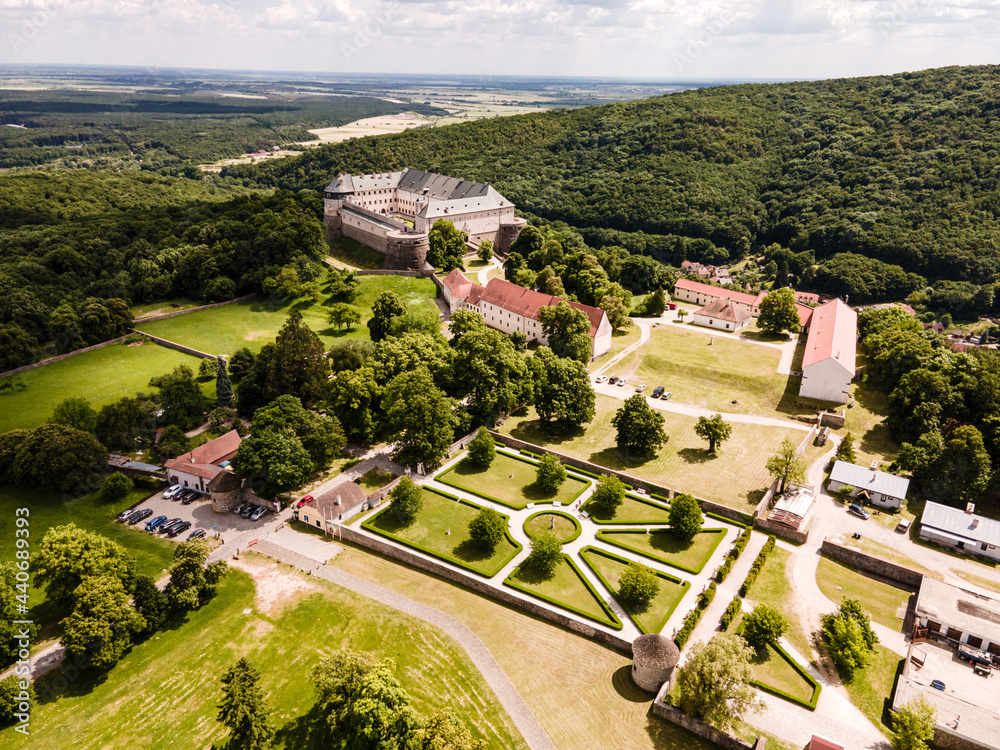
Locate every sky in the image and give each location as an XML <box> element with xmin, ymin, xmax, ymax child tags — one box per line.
<box><xmin>1</xmin><ymin>0</ymin><xmax>998</xmax><ymax>80</ymax></box>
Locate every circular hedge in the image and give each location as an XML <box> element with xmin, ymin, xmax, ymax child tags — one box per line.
<box><xmin>523</xmin><ymin>510</ymin><xmax>582</xmax><ymax>544</ymax></box>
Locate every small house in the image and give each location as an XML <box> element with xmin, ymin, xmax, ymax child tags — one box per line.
<box><xmin>691</xmin><ymin>298</ymin><xmax>752</xmax><ymax>332</ymax></box>
<box><xmin>298</xmin><ymin>478</ymin><xmax>369</xmax><ymax>529</ymax></box>
<box><xmin>164</xmin><ymin>430</ymin><xmax>242</xmax><ymax>495</ymax></box>
<box><xmin>828</xmin><ymin>460</ymin><xmax>909</xmax><ymax>509</ymax></box>
<box><xmin>919</xmin><ymin>501</ymin><xmax>1000</xmax><ymax>563</ymax></box>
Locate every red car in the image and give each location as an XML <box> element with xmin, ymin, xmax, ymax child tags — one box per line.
<box><xmin>296</xmin><ymin>495</ymin><xmax>313</xmax><ymax>508</ymax></box>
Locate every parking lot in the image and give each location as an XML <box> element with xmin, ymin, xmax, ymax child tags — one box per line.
<box><xmin>122</xmin><ymin>488</ymin><xmax>274</xmax><ymax>542</ymax></box>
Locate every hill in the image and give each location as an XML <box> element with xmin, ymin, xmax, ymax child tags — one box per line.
<box><xmin>227</xmin><ymin>65</ymin><xmax>1000</xmax><ymax>297</ymax></box>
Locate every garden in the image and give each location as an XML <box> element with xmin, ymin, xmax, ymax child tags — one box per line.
<box><xmin>595</xmin><ymin>527</ymin><xmax>726</xmax><ymax>575</ymax></box>
<box><xmin>436</xmin><ymin>451</ymin><xmax>590</xmax><ymax>509</ymax></box>
<box><xmin>815</xmin><ymin>556</ymin><xmax>913</xmax><ymax>631</ymax></box>
<box><xmin>504</xmin><ymin>554</ymin><xmax>622</xmax><ymax>630</ymax></box>
<box><xmin>584</xmin><ymin>492</ymin><xmax>672</xmax><ymax>524</ymax></box>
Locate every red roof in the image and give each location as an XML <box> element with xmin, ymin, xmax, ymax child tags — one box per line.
<box><xmin>478</xmin><ymin>278</ymin><xmax>606</xmax><ymax>337</ymax></box>
<box><xmin>674</xmin><ymin>278</ymin><xmax>759</xmax><ymax>307</ymax></box>
<box><xmin>467</xmin><ymin>283</ymin><xmax>484</xmax><ymax>306</ymax></box>
<box><xmin>163</xmin><ymin>430</ymin><xmax>242</xmax><ymax>483</ymax></box>
<box><xmin>795</xmin><ymin>291</ymin><xmax>821</xmax><ymax>304</ymax></box>
<box><xmin>442</xmin><ymin>268</ymin><xmax>472</xmax><ymax>299</ymax></box>
<box><xmin>808</xmin><ymin>737</ymin><xmax>844</xmax><ymax>750</ymax></box>
<box><xmin>802</xmin><ymin>299</ymin><xmax>857</xmax><ymax>372</ymax></box>
<box><xmin>694</xmin><ymin>298</ymin><xmax>751</xmax><ymax>324</ymax></box>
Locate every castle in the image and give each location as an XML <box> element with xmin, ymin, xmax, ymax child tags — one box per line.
<box><xmin>323</xmin><ymin>168</ymin><xmax>527</xmax><ymax>270</ymax></box>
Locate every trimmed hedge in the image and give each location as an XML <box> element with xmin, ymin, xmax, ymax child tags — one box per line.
<box><xmin>720</xmin><ymin>596</ymin><xmax>742</xmax><ymax>630</ymax></box>
<box><xmin>584</xmin><ymin>492</ymin><xmax>672</xmax><ymax>525</ymax></box>
<box><xmin>738</xmin><ymin>535</ymin><xmax>776</xmax><ymax>598</ymax></box>
<box><xmin>362</xmin><ymin>488</ymin><xmax>523</xmax><ymax>578</ymax></box>
<box><xmin>523</xmin><ymin>510</ymin><xmax>582</xmax><ymax>544</ymax></box>
<box><xmin>504</xmin><ymin>553</ymin><xmax>624</xmax><ymax>630</ymax></box>
<box><xmin>437</xmin><ymin>450</ymin><xmax>589</xmax><ymax>509</ymax></box>
<box><xmin>715</xmin><ymin>528</ymin><xmax>753</xmax><ymax>584</ymax></box>
<box><xmin>578</xmin><ymin>545</ymin><xmax>690</xmax><ymax>635</ymax></box>
<box><xmin>595</xmin><ymin>527</ymin><xmax>726</xmax><ymax>575</ymax></box>
<box><xmin>675</xmin><ymin>582</ymin><xmax>716</xmax><ymax>649</ymax></box>
<box><xmin>705</xmin><ymin>510</ymin><xmax>747</xmax><ymax>529</ymax></box>
<box><xmin>735</xmin><ymin>622</ymin><xmax>821</xmax><ymax>710</ymax></box>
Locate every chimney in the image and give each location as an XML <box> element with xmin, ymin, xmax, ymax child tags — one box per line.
<box><xmin>335</xmin><ymin>495</ymin><xmax>341</xmax><ymax>506</ymax></box>
<box><xmin>972</xmin><ymin>519</ymin><xmax>980</xmax><ymax>529</ymax></box>
<box><xmin>966</xmin><ymin>503</ymin><xmax>976</xmax><ymax>514</ymax></box>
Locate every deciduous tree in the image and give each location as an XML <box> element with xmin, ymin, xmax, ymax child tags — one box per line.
<box><xmin>526</xmin><ymin>532</ymin><xmax>563</xmax><ymax>577</ymax></box>
<box><xmin>99</xmin><ymin>472</ymin><xmax>133</xmax><ymax>503</ymax></box>
<box><xmin>618</xmin><ymin>562</ymin><xmax>660</xmax><ymax>609</ymax></box>
<box><xmin>328</xmin><ymin>367</ymin><xmax>381</xmax><ymax>445</ymax></box>
<box><xmin>676</xmin><ymin>635</ymin><xmax>762</xmax><ymax>731</ymax></box>
<box><xmin>382</xmin><ymin>368</ymin><xmax>455</xmax><ymax>468</ymax></box>
<box><xmin>535</xmin><ymin>453</ymin><xmax>567</xmax><ymax>493</ymax></box>
<box><xmin>765</xmin><ymin>437</ymin><xmax>806</xmax><ymax>492</ymax></box>
<box><xmin>231</xmin><ymin>428</ymin><xmax>312</xmax><ymax>499</ymax></box>
<box><xmin>468</xmin><ymin>508</ymin><xmax>505</xmax><ymax>550</ymax></box>
<box><xmin>890</xmin><ymin>696</ymin><xmax>936</xmax><ymax>750</ymax></box>
<box><xmin>51</xmin><ymin>396</ymin><xmax>97</xmax><ymax>434</ymax></box>
<box><xmin>328</xmin><ymin>302</ymin><xmax>362</xmax><ymax>331</ymax></box>
<box><xmin>741</xmin><ymin>605</ymin><xmax>787</xmax><ymax>648</ymax></box>
<box><xmin>251</xmin><ymin>395</ymin><xmax>345</xmax><ymax>470</ymax></box>
<box><xmin>148</xmin><ymin>365</ymin><xmax>210</xmax><ymax>429</ymax></box>
<box><xmin>611</xmin><ymin>395</ymin><xmax>667</xmax><ymax>460</ymax></box>
<box><xmin>476</xmin><ymin>239</ymin><xmax>493</xmax><ymax>264</ymax></box>
<box><xmin>599</xmin><ymin>294</ymin><xmax>631</xmax><ymax>333</ymax></box>
<box><xmin>467</xmin><ymin>427</ymin><xmax>496</xmax><ymax>467</ymax></box>
<box><xmin>591</xmin><ymin>474</ymin><xmax>626</xmax><ymax>516</ymax></box>
<box><xmin>389</xmin><ymin>477</ymin><xmax>423</xmax><ymax>525</ymax></box>
<box><xmin>757</xmin><ymin>287</ymin><xmax>800</xmax><ymax>335</ymax></box>
<box><xmin>668</xmin><ymin>493</ymin><xmax>704</xmax><ymax>542</ymax></box>
<box><xmin>165</xmin><ymin>540</ymin><xmax>229</xmax><ymax>611</ymax></box>
<box><xmin>367</xmin><ymin>291</ymin><xmax>407</xmax><ymax>343</ymax></box>
<box><xmin>9</xmin><ymin>423</ymin><xmax>108</xmax><ymax>493</ymax></box>
<box><xmin>694</xmin><ymin>413</ymin><xmax>732</xmax><ymax>454</ymax></box>
<box><xmin>537</xmin><ymin>301</ymin><xmax>592</xmax><ymax>362</ymax></box>
<box><xmin>428</xmin><ymin>219</ymin><xmax>467</xmax><ymax>272</ymax></box>
<box><xmin>61</xmin><ymin>575</ymin><xmax>145</xmax><ymax>671</ymax></box>
<box><xmin>821</xmin><ymin>599</ymin><xmax>878</xmax><ymax>679</ymax></box>
<box><xmin>530</xmin><ymin>347</ymin><xmax>595</xmax><ymax>429</ymax></box>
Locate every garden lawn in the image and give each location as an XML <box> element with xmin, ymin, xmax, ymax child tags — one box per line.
<box><xmin>4</xmin><ymin>561</ymin><xmax>524</xmax><ymax>750</ymax></box>
<box><xmin>135</xmin><ymin>275</ymin><xmax>438</xmax><ymax>355</ymax></box>
<box><xmin>580</xmin><ymin>547</ymin><xmax>689</xmax><ymax>634</ymax></box>
<box><xmin>816</xmin><ymin>556</ymin><xmax>912</xmax><ymax>631</ymax></box>
<box><xmin>437</xmin><ymin>452</ymin><xmax>589</xmax><ymax>509</ymax></box>
<box><xmin>744</xmin><ymin>547</ymin><xmax>812</xmax><ymax>661</ymax></box>
<box><xmin>613</xmin><ymin>326</ymin><xmax>788</xmax><ymax>415</ymax></box>
<box><xmin>356</xmin><ymin>468</ymin><xmax>394</xmax><ymax>494</ymax></box>
<box><xmin>595</xmin><ymin>528</ymin><xmax>725</xmax><ymax>575</ymax></box>
<box><xmin>364</xmin><ymin>489</ymin><xmax>520</xmax><ymax>577</ymax></box>
<box><xmin>328</xmin><ymin>542</ymin><xmax>721</xmax><ymax>750</ymax></box>
<box><xmin>749</xmin><ymin>643</ymin><xmax>818</xmax><ymax>707</ymax></box>
<box><xmin>500</xmin><ymin>395</ymin><xmax>803</xmax><ymax>510</ymax></box>
<box><xmin>524</xmin><ymin>512</ymin><xmax>579</xmax><ymax>543</ymax></box>
<box><xmin>505</xmin><ymin>555</ymin><xmax>621</xmax><ymax>629</ymax></box>
<box><xmin>585</xmin><ymin>493</ymin><xmax>672</xmax><ymax>524</ymax></box>
<box><xmin>0</xmin><ymin>340</ymin><xmax>213</xmax><ymax>433</ymax></box>
<box><xmin>841</xmin><ymin>644</ymin><xmax>904</xmax><ymax>732</ymax></box>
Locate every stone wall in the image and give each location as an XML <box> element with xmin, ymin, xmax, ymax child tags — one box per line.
<box><xmin>650</xmin><ymin>688</ymin><xmax>764</xmax><ymax>750</ymax></box>
<box><xmin>752</xmin><ymin>516</ymin><xmax>809</xmax><ymax>544</ymax></box>
<box><xmin>932</xmin><ymin>725</ymin><xmax>996</xmax><ymax>750</ymax></box>
<box><xmin>0</xmin><ymin>334</ymin><xmax>129</xmax><ymax>380</ymax></box>
<box><xmin>489</xmin><ymin>432</ymin><xmax>754</xmax><ymax>526</ymax></box>
<box><xmin>134</xmin><ymin>294</ymin><xmax>256</xmax><ymax>324</ymax></box>
<box><xmin>338</xmin><ymin>524</ymin><xmax>634</xmax><ymax>654</ymax></box>
<box><xmin>820</xmin><ymin>539</ymin><xmax>924</xmax><ymax>588</ymax></box>
<box><xmin>136</xmin><ymin>332</ymin><xmax>215</xmax><ymax>359</ymax></box>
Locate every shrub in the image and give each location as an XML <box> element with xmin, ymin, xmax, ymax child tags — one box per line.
<box><xmin>720</xmin><ymin>597</ymin><xmax>742</xmax><ymax>630</ymax></box>
<box><xmin>468</xmin><ymin>507</ymin><xmax>505</xmax><ymax>550</ymax></box>
<box><xmin>99</xmin><ymin>472</ymin><xmax>133</xmax><ymax>502</ymax></box>
<box><xmin>669</xmin><ymin>493</ymin><xmax>704</xmax><ymax>542</ymax></box>
<box><xmin>698</xmin><ymin>581</ymin><xmax>717</xmax><ymax>610</ymax></box>
<box><xmin>618</xmin><ymin>562</ymin><xmax>660</xmax><ymax>608</ymax></box>
<box><xmin>675</xmin><ymin>607</ymin><xmax>704</xmax><ymax>649</ymax></box>
<box><xmin>739</xmin><ymin>536</ymin><xmax>775</xmax><ymax>597</ymax></box>
<box><xmin>467</xmin><ymin>427</ymin><xmax>496</xmax><ymax>467</ymax></box>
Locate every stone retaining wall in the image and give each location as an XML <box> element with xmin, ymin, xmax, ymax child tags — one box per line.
<box><xmin>490</xmin><ymin>432</ymin><xmax>754</xmax><ymax>526</ymax></box>
<box><xmin>338</xmin><ymin>524</ymin><xmax>634</xmax><ymax>654</ymax></box>
<box><xmin>932</xmin><ymin>725</ymin><xmax>996</xmax><ymax>750</ymax></box>
<box><xmin>136</xmin><ymin>332</ymin><xmax>216</xmax><ymax>359</ymax></box>
<box><xmin>134</xmin><ymin>293</ymin><xmax>256</xmax><ymax>324</ymax></box>
<box><xmin>752</xmin><ymin>516</ymin><xmax>809</xmax><ymax>544</ymax></box>
<box><xmin>651</xmin><ymin>687</ymin><xmax>765</xmax><ymax>750</ymax></box>
<box><xmin>820</xmin><ymin>539</ymin><xmax>924</xmax><ymax>588</ymax></box>
<box><xmin>0</xmin><ymin>334</ymin><xmax>130</xmax><ymax>379</ymax></box>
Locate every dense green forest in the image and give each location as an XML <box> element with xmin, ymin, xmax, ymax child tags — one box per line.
<box><xmin>228</xmin><ymin>65</ymin><xmax>1000</xmax><ymax>301</ymax></box>
<box><xmin>0</xmin><ymin>90</ymin><xmax>445</xmax><ymax>172</ymax></box>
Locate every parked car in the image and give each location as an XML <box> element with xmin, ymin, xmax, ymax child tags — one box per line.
<box><xmin>635</xmin><ymin>384</ymin><xmax>647</xmax><ymax>393</ymax></box>
<box><xmin>651</xmin><ymin>386</ymin><xmax>665</xmax><ymax>398</ymax></box>
<box><xmin>848</xmin><ymin>504</ymin><xmax>871</xmax><ymax>520</ymax></box>
<box><xmin>608</xmin><ymin>376</ymin><xmax>618</xmax><ymax>385</ymax></box>
<box><xmin>181</xmin><ymin>490</ymin><xmax>198</xmax><ymax>505</ymax></box>
<box><xmin>128</xmin><ymin>508</ymin><xmax>153</xmax><ymax>525</ymax></box>
<box><xmin>662</xmin><ymin>391</ymin><xmax>672</xmax><ymax>400</ymax></box>
<box><xmin>297</xmin><ymin>495</ymin><xmax>314</xmax><ymax>508</ymax></box>
<box><xmin>895</xmin><ymin>518</ymin><xmax>912</xmax><ymax>534</ymax></box>
<box><xmin>233</xmin><ymin>503</ymin><xmax>248</xmax><ymax>516</ymax></box>
<box><xmin>186</xmin><ymin>528</ymin><xmax>207</xmax><ymax>541</ymax></box>
<box><xmin>250</xmin><ymin>506</ymin><xmax>268</xmax><ymax>522</ymax></box>
<box><xmin>117</xmin><ymin>508</ymin><xmax>139</xmax><ymax>522</ymax></box>
<box><xmin>617</xmin><ymin>377</ymin><xmax>629</xmax><ymax>387</ymax></box>
<box><xmin>666</xmin><ymin>302</ymin><xmax>678</xmax><ymax>310</ymax></box>
<box><xmin>145</xmin><ymin>515</ymin><xmax>168</xmax><ymax>532</ymax></box>
<box><xmin>595</xmin><ymin>375</ymin><xmax>608</xmax><ymax>384</ymax></box>
<box><xmin>162</xmin><ymin>484</ymin><xmax>182</xmax><ymax>500</ymax></box>
<box><xmin>167</xmin><ymin>521</ymin><xmax>192</xmax><ymax>538</ymax></box>
<box><xmin>931</xmin><ymin>679</ymin><xmax>946</xmax><ymax>691</ymax></box>
<box><xmin>240</xmin><ymin>504</ymin><xmax>256</xmax><ymax>518</ymax></box>
<box><xmin>158</xmin><ymin>518</ymin><xmax>183</xmax><ymax>534</ymax></box>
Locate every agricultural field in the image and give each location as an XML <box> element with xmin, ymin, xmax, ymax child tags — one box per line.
<box><xmin>0</xmin><ymin>340</ymin><xmax>213</xmax><ymax>433</ymax></box>
<box><xmin>500</xmin><ymin>395</ymin><xmax>803</xmax><ymax>509</ymax></box>
<box><xmin>437</xmin><ymin>452</ymin><xmax>590</xmax><ymax>509</ymax></box>
<box><xmin>6</xmin><ymin>560</ymin><xmax>524</xmax><ymax>750</ymax></box>
<box><xmin>363</xmin><ymin>489</ymin><xmax>521</xmax><ymax>577</ymax></box>
<box><xmin>135</xmin><ymin>275</ymin><xmax>439</xmax><ymax>356</ymax></box>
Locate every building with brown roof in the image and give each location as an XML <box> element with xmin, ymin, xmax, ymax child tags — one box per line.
<box><xmin>799</xmin><ymin>299</ymin><xmax>857</xmax><ymax>403</ymax></box>
<box><xmin>164</xmin><ymin>430</ymin><xmax>242</xmax><ymax>495</ymax></box>
<box><xmin>673</xmin><ymin>279</ymin><xmax>815</xmax><ymax>331</ymax></box>
<box><xmin>297</xmin><ymin>478</ymin><xmax>370</xmax><ymax>528</ymax></box>
<box><xmin>691</xmin><ymin>298</ymin><xmax>753</xmax><ymax>332</ymax></box>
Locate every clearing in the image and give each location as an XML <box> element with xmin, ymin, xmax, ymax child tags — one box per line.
<box><xmin>437</xmin><ymin>452</ymin><xmax>590</xmax><ymax>509</ymax></box>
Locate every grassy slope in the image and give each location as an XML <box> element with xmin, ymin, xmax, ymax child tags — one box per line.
<box><xmin>815</xmin><ymin>556</ymin><xmax>912</xmax><ymax>631</ymax></box>
<box><xmin>500</xmin><ymin>394</ymin><xmax>802</xmax><ymax>509</ymax></box>
<box><xmin>135</xmin><ymin>275</ymin><xmax>439</xmax><ymax>355</ymax></box>
<box><xmin>438</xmin><ymin>453</ymin><xmax>589</xmax><ymax>509</ymax></box>
<box><xmin>0</xmin><ymin>341</ymin><xmax>214</xmax><ymax>433</ymax></box>
<box><xmin>7</xmin><ymin>563</ymin><xmax>524</xmax><ymax>749</ymax></box>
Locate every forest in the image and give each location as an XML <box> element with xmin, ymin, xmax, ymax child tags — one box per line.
<box><xmin>228</xmin><ymin>65</ymin><xmax>1000</xmax><ymax>300</ymax></box>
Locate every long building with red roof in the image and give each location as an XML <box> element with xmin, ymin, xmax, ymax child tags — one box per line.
<box><xmin>799</xmin><ymin>298</ymin><xmax>857</xmax><ymax>403</ymax></box>
<box><xmin>673</xmin><ymin>278</ymin><xmax>815</xmax><ymax>331</ymax></box>
<box><xmin>440</xmin><ymin>272</ymin><xmax>612</xmax><ymax>358</ymax></box>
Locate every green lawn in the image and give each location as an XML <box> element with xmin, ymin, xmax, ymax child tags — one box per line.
<box><xmin>500</xmin><ymin>395</ymin><xmax>802</xmax><ymax>510</ymax></box>
<box><xmin>135</xmin><ymin>275</ymin><xmax>439</xmax><ymax>355</ymax></box>
<box><xmin>595</xmin><ymin>528</ymin><xmax>725</xmax><ymax>575</ymax></box>
<box><xmin>0</xmin><ymin>484</ymin><xmax>176</xmax><ymax>653</ymax></box>
<box><xmin>613</xmin><ymin>326</ymin><xmax>789</xmax><ymax>416</ymax></box>
<box><xmin>504</xmin><ymin>555</ymin><xmax>622</xmax><ymax>629</ymax></box>
<box><xmin>436</xmin><ymin>452</ymin><xmax>590</xmax><ymax>509</ymax></box>
<box><xmin>356</xmin><ymin>468</ymin><xmax>394</xmax><ymax>494</ymax></box>
<box><xmin>524</xmin><ymin>511</ymin><xmax>580</xmax><ymax>543</ymax></box>
<box><xmin>744</xmin><ymin>547</ymin><xmax>813</xmax><ymax>660</ymax></box>
<box><xmin>749</xmin><ymin>643</ymin><xmax>819</xmax><ymax>707</ymax></box>
<box><xmin>326</xmin><ymin>235</ymin><xmax>386</xmax><ymax>270</ymax></box>
<box><xmin>580</xmin><ymin>547</ymin><xmax>689</xmax><ymax>634</ymax></box>
<box><xmin>584</xmin><ymin>493</ymin><xmax>672</xmax><ymax>524</ymax></box>
<box><xmin>364</xmin><ymin>489</ymin><xmax>521</xmax><ymax>577</ymax></box>
<box><xmin>5</xmin><ymin>561</ymin><xmax>524</xmax><ymax>749</ymax></box>
<box><xmin>816</xmin><ymin>556</ymin><xmax>912</xmax><ymax>631</ymax></box>
<box><xmin>130</xmin><ymin>297</ymin><xmax>203</xmax><ymax>319</ymax></box>
<box><xmin>589</xmin><ymin>325</ymin><xmax>642</xmax><ymax>372</ymax></box>
<box><xmin>841</xmin><ymin>644</ymin><xmax>904</xmax><ymax>732</ymax></box>
<box><xmin>0</xmin><ymin>340</ymin><xmax>213</xmax><ymax>433</ymax></box>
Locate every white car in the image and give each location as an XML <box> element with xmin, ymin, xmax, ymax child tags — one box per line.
<box><xmin>635</xmin><ymin>384</ymin><xmax>647</xmax><ymax>393</ymax></box>
<box><xmin>162</xmin><ymin>485</ymin><xmax>183</xmax><ymax>500</ymax></box>
<box><xmin>595</xmin><ymin>375</ymin><xmax>608</xmax><ymax>384</ymax></box>
<box><xmin>617</xmin><ymin>377</ymin><xmax>629</xmax><ymax>387</ymax></box>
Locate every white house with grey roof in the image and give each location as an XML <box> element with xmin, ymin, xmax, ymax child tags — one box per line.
<box><xmin>827</xmin><ymin>459</ymin><xmax>909</xmax><ymax>509</ymax></box>
<box><xmin>919</xmin><ymin>501</ymin><xmax>1000</xmax><ymax>563</ymax></box>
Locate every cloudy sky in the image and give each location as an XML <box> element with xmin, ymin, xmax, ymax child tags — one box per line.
<box><xmin>2</xmin><ymin>0</ymin><xmax>998</xmax><ymax>80</ymax></box>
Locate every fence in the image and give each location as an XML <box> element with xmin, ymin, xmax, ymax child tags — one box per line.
<box><xmin>136</xmin><ymin>332</ymin><xmax>216</xmax><ymax>359</ymax></box>
<box><xmin>820</xmin><ymin>539</ymin><xmax>924</xmax><ymax>589</ymax></box>
<box><xmin>133</xmin><ymin>293</ymin><xmax>255</xmax><ymax>323</ymax></box>
<box><xmin>0</xmin><ymin>334</ymin><xmax>131</xmax><ymax>380</ymax></box>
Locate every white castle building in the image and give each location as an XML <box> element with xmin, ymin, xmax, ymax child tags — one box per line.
<box><xmin>323</xmin><ymin>168</ymin><xmax>527</xmax><ymax>270</ymax></box>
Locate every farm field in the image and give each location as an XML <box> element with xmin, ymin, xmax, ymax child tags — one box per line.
<box><xmin>437</xmin><ymin>452</ymin><xmax>590</xmax><ymax>509</ymax></box>
<box><xmin>135</xmin><ymin>275</ymin><xmax>439</xmax><ymax>355</ymax></box>
<box><xmin>328</xmin><ymin>542</ymin><xmax>720</xmax><ymax>750</ymax></box>
<box><xmin>4</xmin><ymin>559</ymin><xmax>524</xmax><ymax>750</ymax></box>
<box><xmin>364</xmin><ymin>489</ymin><xmax>521</xmax><ymax>577</ymax></box>
<box><xmin>500</xmin><ymin>395</ymin><xmax>802</xmax><ymax>509</ymax></box>
<box><xmin>0</xmin><ymin>340</ymin><xmax>213</xmax><ymax>433</ymax></box>
<box><xmin>596</xmin><ymin>528</ymin><xmax>725</xmax><ymax>574</ymax></box>
<box><xmin>815</xmin><ymin>556</ymin><xmax>912</xmax><ymax>631</ymax></box>
<box><xmin>613</xmin><ymin>326</ymin><xmax>790</xmax><ymax>415</ymax></box>
<box><xmin>505</xmin><ymin>555</ymin><xmax>621</xmax><ymax>628</ymax></box>
<box><xmin>580</xmin><ymin>547</ymin><xmax>689</xmax><ymax>634</ymax></box>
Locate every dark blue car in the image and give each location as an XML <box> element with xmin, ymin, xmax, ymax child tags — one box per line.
<box><xmin>145</xmin><ymin>515</ymin><xmax>168</xmax><ymax>532</ymax></box>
